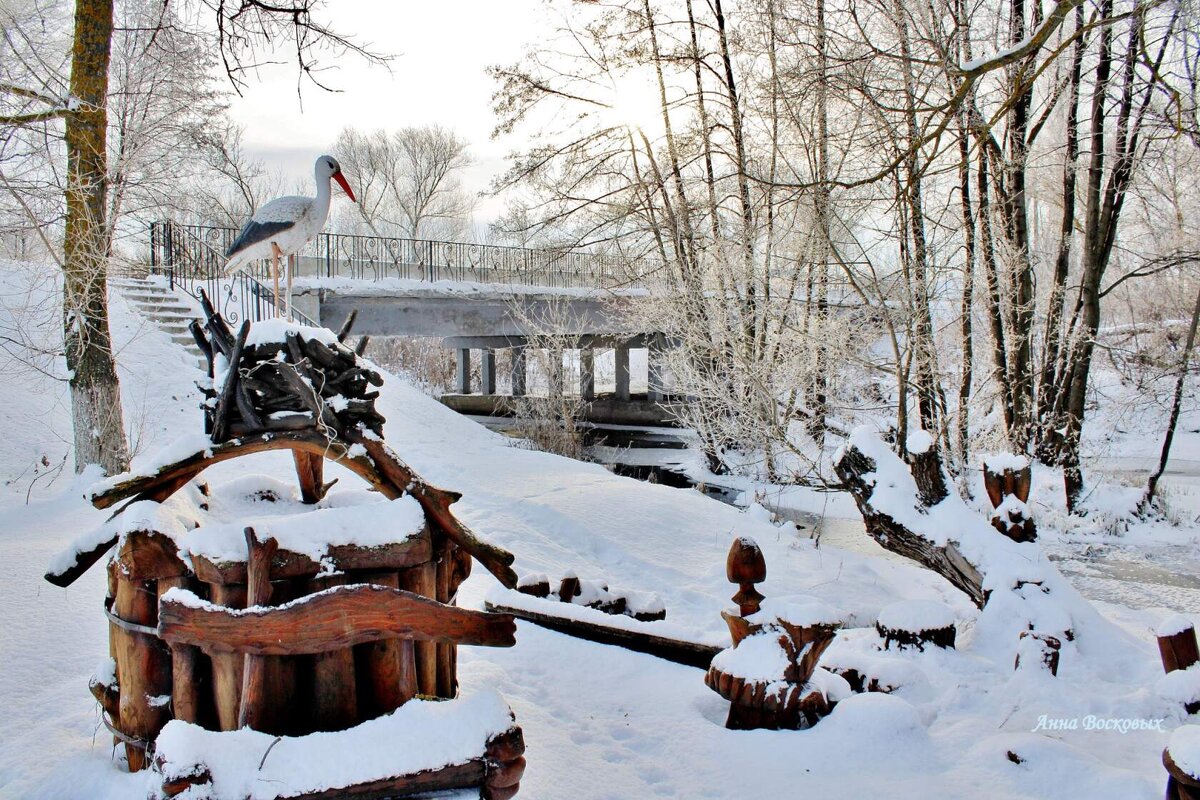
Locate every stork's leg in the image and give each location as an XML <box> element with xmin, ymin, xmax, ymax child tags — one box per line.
<box><xmin>286</xmin><ymin>253</ymin><xmax>294</xmax><ymax>318</ymax></box>
<box><xmin>271</xmin><ymin>243</ymin><xmax>283</xmax><ymax>316</ymax></box>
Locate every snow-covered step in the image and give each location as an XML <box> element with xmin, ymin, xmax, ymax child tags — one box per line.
<box><xmin>110</xmin><ymin>277</ymin><xmax>205</xmax><ymax>368</ymax></box>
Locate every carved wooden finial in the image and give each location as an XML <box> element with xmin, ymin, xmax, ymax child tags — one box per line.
<box><xmin>726</xmin><ymin>537</ymin><xmax>766</xmax><ymax>618</ymax></box>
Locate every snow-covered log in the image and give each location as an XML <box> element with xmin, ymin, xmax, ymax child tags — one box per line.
<box><xmin>833</xmin><ymin>428</ymin><xmax>1086</xmax><ymax>651</ymax></box>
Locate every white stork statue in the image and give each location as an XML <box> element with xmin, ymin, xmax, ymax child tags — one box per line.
<box><xmin>224</xmin><ymin>154</ymin><xmax>356</xmax><ymax>316</ymax></box>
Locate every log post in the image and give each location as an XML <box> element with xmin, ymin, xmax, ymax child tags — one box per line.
<box><xmin>1159</xmin><ymin>619</ymin><xmax>1200</xmax><ymax>675</ymax></box>
<box><xmin>292</xmin><ymin>450</ymin><xmax>327</xmax><ymax>505</ymax></box>
<box><xmin>436</xmin><ymin>544</ymin><xmax>458</xmax><ymax>698</ymax></box>
<box><xmin>356</xmin><ymin>571</ymin><xmax>417</xmax><ymax>717</ymax></box>
<box><xmin>238</xmin><ymin>528</ymin><xmax>278</xmax><ymax>730</ymax></box>
<box><xmin>158</xmin><ymin>577</ymin><xmax>202</xmax><ymax>724</ymax></box>
<box><xmin>112</xmin><ymin>574</ymin><xmax>170</xmax><ymax>771</ymax></box>
<box><xmin>726</xmin><ymin>537</ymin><xmax>766</xmax><ymax>618</ymax></box>
<box><xmin>209</xmin><ymin>581</ymin><xmax>247</xmax><ymax>731</ymax></box>
<box><xmin>309</xmin><ymin>572</ymin><xmax>359</xmax><ymax>730</ymax></box>
<box><xmin>401</xmin><ymin>562</ymin><xmax>439</xmax><ymax>696</ymax></box>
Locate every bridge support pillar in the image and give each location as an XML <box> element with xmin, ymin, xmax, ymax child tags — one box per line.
<box><xmin>615</xmin><ymin>346</ymin><xmax>631</xmax><ymax>402</ymax></box>
<box><xmin>480</xmin><ymin>348</ymin><xmax>496</xmax><ymax>394</ymax></box>
<box><xmin>579</xmin><ymin>348</ymin><xmax>595</xmax><ymax>401</ymax></box>
<box><xmin>548</xmin><ymin>350</ymin><xmax>564</xmax><ymax>398</ymax></box>
<box><xmin>455</xmin><ymin>348</ymin><xmax>472</xmax><ymax>394</ymax></box>
<box><xmin>648</xmin><ymin>339</ymin><xmax>666</xmax><ymax>402</ymax></box>
<box><xmin>511</xmin><ymin>345</ymin><xmax>527</xmax><ymax>396</ymax></box>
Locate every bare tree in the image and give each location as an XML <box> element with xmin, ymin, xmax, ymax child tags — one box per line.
<box><xmin>334</xmin><ymin>124</ymin><xmax>474</xmax><ymax>240</ymax></box>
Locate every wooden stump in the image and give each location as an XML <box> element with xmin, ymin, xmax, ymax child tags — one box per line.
<box><xmin>1165</xmin><ymin>746</ymin><xmax>1200</xmax><ymax>800</ymax></box>
<box><xmin>1014</xmin><ymin>630</ymin><xmax>1061</xmax><ymax>676</ymax></box>
<box><xmin>1159</xmin><ymin>622</ymin><xmax>1200</xmax><ymax>675</ymax></box>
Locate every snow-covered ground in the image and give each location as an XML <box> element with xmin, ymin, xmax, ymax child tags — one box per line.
<box><xmin>0</xmin><ymin>261</ymin><xmax>1195</xmax><ymax>799</ymax></box>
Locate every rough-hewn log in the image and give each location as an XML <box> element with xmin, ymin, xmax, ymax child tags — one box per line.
<box><xmin>293</xmin><ymin>450</ymin><xmax>327</xmax><ymax>504</ymax></box>
<box><xmin>211</xmin><ymin>321</ymin><xmax>251</xmax><ymax>443</ymax></box>
<box><xmin>835</xmin><ymin>444</ymin><xmax>986</xmax><ymax>607</ymax></box>
<box><xmin>159</xmin><ymin>583</ymin><xmax>517</xmax><ymax>656</ymax></box>
<box><xmin>309</xmin><ymin>573</ymin><xmax>358</xmax><ymax>731</ymax></box>
<box><xmin>208</xmin><ymin>582</ymin><xmax>247</xmax><ymax>731</ymax></box>
<box><xmin>112</xmin><ymin>574</ymin><xmax>170</xmax><ymax>771</ymax></box>
<box><xmin>190</xmin><ymin>532</ymin><xmax>432</xmax><ymax>586</ymax></box>
<box><xmin>239</xmin><ymin>528</ymin><xmax>278</xmax><ymax>731</ymax></box>
<box><xmin>117</xmin><ymin>529</ymin><xmax>187</xmax><ymax>581</ymax></box>
<box><xmin>484</xmin><ymin>600</ymin><xmax>720</xmax><ymax>669</ymax></box>
<box><xmin>402</xmin><ymin>563</ymin><xmax>440</xmax><ymax>696</ymax></box>
<box><xmin>436</xmin><ymin>546</ymin><xmax>457</xmax><ymax>698</ymax></box>
<box><xmin>356</xmin><ymin>572</ymin><xmax>416</xmax><ymax>717</ymax></box>
<box><xmin>158</xmin><ymin>577</ymin><xmax>202</xmax><ymax>724</ymax></box>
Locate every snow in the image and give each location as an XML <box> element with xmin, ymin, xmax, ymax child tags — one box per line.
<box><xmin>1157</xmin><ymin>614</ymin><xmax>1196</xmax><ymax>638</ymax></box>
<box><xmin>906</xmin><ymin>429</ymin><xmax>934</xmax><ymax>455</ymax></box>
<box><xmin>710</xmin><ymin>630</ymin><xmax>791</xmax><ymax>682</ymax></box>
<box><xmin>1156</xmin><ymin>665</ymin><xmax>1200</xmax><ymax>706</ymax></box>
<box><xmin>0</xmin><ymin>268</ymin><xmax>1190</xmax><ymax>798</ymax></box>
<box><xmin>876</xmin><ymin>600</ymin><xmax>956</xmax><ymax>633</ymax></box>
<box><xmin>983</xmin><ymin>452</ymin><xmax>1032</xmax><ymax>472</ymax></box>
<box><xmin>153</xmin><ymin>690</ymin><xmax>515</xmax><ymax>799</ymax></box>
<box><xmin>1170</xmin><ymin>725</ymin><xmax>1200</xmax><ymax>780</ymax></box>
<box><xmin>174</xmin><ymin>494</ymin><xmax>425</xmax><ymax>566</ymax></box>
<box><xmin>242</xmin><ymin>317</ymin><xmax>338</xmax><ymax>347</ymax></box>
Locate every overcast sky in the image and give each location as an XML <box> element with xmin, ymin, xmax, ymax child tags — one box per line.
<box><xmin>224</xmin><ymin>1</ymin><xmax>555</xmax><ymax>222</ymax></box>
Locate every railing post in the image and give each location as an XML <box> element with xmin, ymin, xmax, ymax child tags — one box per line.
<box><xmin>325</xmin><ymin>233</ymin><xmax>332</xmax><ymax>278</ymax></box>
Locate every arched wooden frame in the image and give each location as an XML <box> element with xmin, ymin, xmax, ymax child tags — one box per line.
<box><xmin>47</xmin><ymin>429</ymin><xmax>517</xmax><ymax>589</ymax></box>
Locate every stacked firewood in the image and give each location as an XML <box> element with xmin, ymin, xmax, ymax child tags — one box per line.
<box><xmin>190</xmin><ymin>294</ymin><xmax>383</xmax><ymax>443</ymax></box>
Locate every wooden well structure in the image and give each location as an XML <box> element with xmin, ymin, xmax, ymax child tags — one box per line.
<box><xmin>47</xmin><ymin>300</ymin><xmax>526</xmax><ymax>799</ymax></box>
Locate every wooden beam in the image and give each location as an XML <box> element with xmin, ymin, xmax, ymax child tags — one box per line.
<box><xmin>484</xmin><ymin>600</ymin><xmax>719</xmax><ymax>669</ymax></box>
<box><xmin>160</xmin><ymin>584</ymin><xmax>517</xmax><ymax>656</ymax></box>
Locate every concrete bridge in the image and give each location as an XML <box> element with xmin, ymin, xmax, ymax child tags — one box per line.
<box><xmin>290</xmin><ymin>284</ymin><xmax>681</xmax><ymax>426</ymax></box>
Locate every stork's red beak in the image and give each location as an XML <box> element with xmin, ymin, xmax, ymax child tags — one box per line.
<box><xmin>333</xmin><ymin>170</ymin><xmax>356</xmax><ymax>203</ymax></box>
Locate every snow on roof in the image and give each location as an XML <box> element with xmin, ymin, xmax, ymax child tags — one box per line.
<box><xmin>153</xmin><ymin>690</ymin><xmax>515</xmax><ymax>800</ymax></box>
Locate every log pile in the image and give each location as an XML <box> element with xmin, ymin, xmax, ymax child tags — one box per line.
<box><xmin>191</xmin><ymin>293</ymin><xmax>384</xmax><ymax>445</ymax></box>
<box><xmin>705</xmin><ymin>537</ymin><xmax>842</xmax><ymax>730</ymax></box>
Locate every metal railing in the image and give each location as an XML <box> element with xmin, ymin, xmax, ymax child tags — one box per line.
<box><xmin>149</xmin><ymin>221</ymin><xmax>638</xmax><ymax>295</ymax></box>
<box><xmin>150</xmin><ymin>221</ymin><xmax>319</xmax><ymax>327</ymax></box>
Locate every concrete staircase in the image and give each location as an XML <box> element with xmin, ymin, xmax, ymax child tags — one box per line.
<box><xmin>110</xmin><ymin>277</ymin><xmax>205</xmax><ymax>366</ymax></box>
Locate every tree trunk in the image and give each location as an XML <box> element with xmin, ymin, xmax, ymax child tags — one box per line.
<box><xmin>1139</xmin><ymin>281</ymin><xmax>1200</xmax><ymax>514</ymax></box>
<box><xmin>64</xmin><ymin>0</ymin><xmax>128</xmax><ymax>475</ymax></box>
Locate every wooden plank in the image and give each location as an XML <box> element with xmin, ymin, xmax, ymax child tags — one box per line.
<box><xmin>190</xmin><ymin>532</ymin><xmax>432</xmax><ymax>585</ymax></box>
<box><xmin>485</xmin><ymin>601</ymin><xmax>720</xmax><ymax>669</ymax></box>
<box><xmin>160</xmin><ymin>584</ymin><xmax>517</xmax><ymax>656</ymax></box>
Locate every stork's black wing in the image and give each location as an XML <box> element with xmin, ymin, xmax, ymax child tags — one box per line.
<box><xmin>225</xmin><ymin>219</ymin><xmax>295</xmax><ymax>258</ymax></box>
